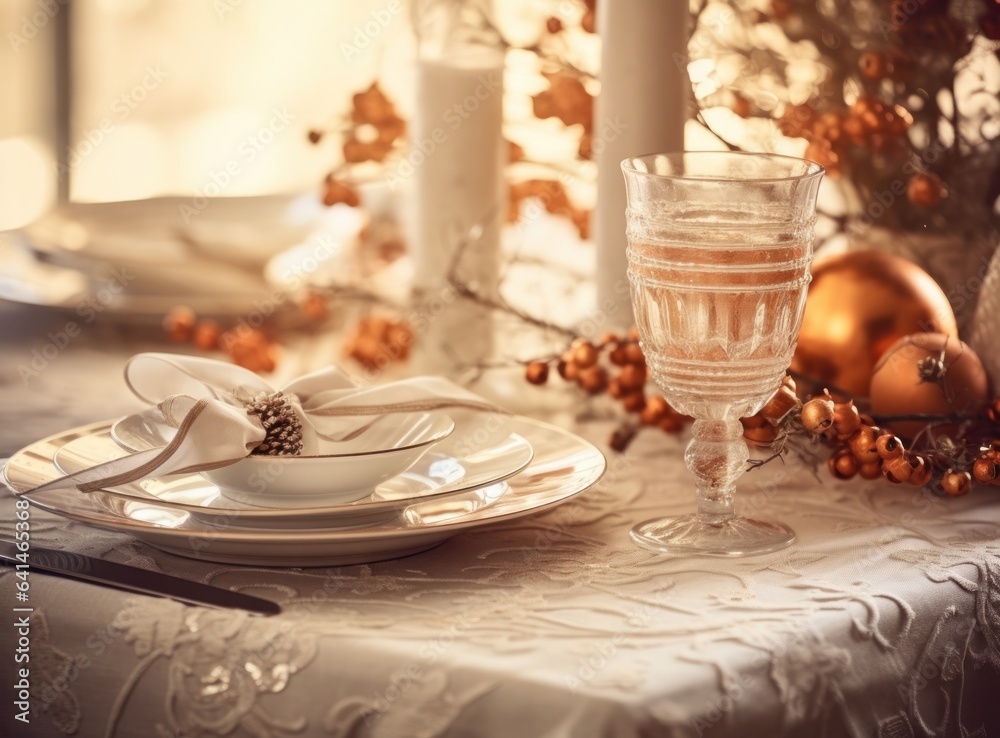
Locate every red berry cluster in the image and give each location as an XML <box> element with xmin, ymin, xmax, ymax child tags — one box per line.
<box><xmin>309</xmin><ymin>83</ymin><xmax>407</xmax><ymax>210</ymax></box>
<box><xmin>343</xmin><ymin>315</ymin><xmax>413</xmax><ymax>372</ymax></box>
<box><xmin>782</xmin><ymin>95</ymin><xmax>949</xmax><ymax>207</ymax></box>
<box><xmin>524</xmin><ymin>330</ymin><xmax>691</xmax><ymax>449</ymax></box>
<box><xmin>744</xmin><ymin>381</ymin><xmax>1000</xmax><ymax>497</ymax></box>
<box><xmin>783</xmin><ymin>96</ymin><xmax>913</xmax><ymax>178</ymax></box>
<box><xmin>806</xmin><ymin>394</ymin><xmax>937</xmax><ymax>488</ymax></box>
<box><xmin>163</xmin><ymin>306</ymin><xmax>280</xmax><ymax>374</ymax></box>
<box><xmin>791</xmin><ymin>390</ymin><xmax>998</xmax><ymax>497</ymax></box>
<box><xmin>309</xmin><ymin>83</ymin><xmax>406</xmax><ymax>166</ymax></box>
<box><xmin>741</xmin><ymin>375</ymin><xmax>800</xmax><ymax>446</ymax></box>
<box><xmin>162</xmin><ymin>294</ymin><xmax>329</xmax><ymax>374</ymax></box>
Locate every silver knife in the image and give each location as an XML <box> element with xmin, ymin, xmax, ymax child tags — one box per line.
<box><xmin>0</xmin><ymin>540</ymin><xmax>280</xmax><ymax>616</ymax></box>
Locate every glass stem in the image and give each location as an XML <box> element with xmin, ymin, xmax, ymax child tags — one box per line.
<box><xmin>684</xmin><ymin>418</ymin><xmax>748</xmax><ymax>524</ymax></box>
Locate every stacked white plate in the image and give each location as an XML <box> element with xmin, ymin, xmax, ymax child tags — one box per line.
<box><xmin>2</xmin><ymin>412</ymin><xmax>606</xmax><ymax>567</ymax></box>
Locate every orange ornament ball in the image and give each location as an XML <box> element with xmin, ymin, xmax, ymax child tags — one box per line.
<box><xmin>869</xmin><ymin>333</ymin><xmax>990</xmax><ymax>440</ymax></box>
<box><xmin>791</xmin><ymin>251</ymin><xmax>957</xmax><ymax>397</ymax></box>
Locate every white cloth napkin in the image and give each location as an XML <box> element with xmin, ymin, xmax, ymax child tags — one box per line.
<box><xmin>28</xmin><ymin>353</ymin><xmax>502</xmax><ymax>495</ymax></box>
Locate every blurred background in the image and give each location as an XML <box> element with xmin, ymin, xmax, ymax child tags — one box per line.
<box><xmin>2</xmin><ymin>0</ymin><xmax>999</xmax><ymax>456</ymax></box>
<box><xmin>0</xmin><ymin>0</ymin><xmax>417</xmax><ymax>220</ymax></box>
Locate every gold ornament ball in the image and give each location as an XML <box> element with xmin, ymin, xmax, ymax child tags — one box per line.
<box><xmin>791</xmin><ymin>251</ymin><xmax>957</xmax><ymax>397</ymax></box>
<box><xmin>869</xmin><ymin>332</ymin><xmax>991</xmax><ymax>440</ymax></box>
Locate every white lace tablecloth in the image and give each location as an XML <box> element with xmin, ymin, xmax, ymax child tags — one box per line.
<box><xmin>1</xmin><ymin>303</ymin><xmax>999</xmax><ymax>738</ymax></box>
<box><xmin>1</xmin><ymin>425</ymin><xmax>999</xmax><ymax>738</ymax></box>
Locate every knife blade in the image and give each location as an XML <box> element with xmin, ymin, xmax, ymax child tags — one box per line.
<box><xmin>0</xmin><ymin>540</ymin><xmax>280</xmax><ymax>616</ymax></box>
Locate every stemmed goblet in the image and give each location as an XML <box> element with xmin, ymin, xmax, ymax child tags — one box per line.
<box><xmin>621</xmin><ymin>152</ymin><xmax>824</xmax><ymax>556</ymax></box>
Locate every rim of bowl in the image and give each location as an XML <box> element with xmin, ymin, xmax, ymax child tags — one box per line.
<box><xmin>112</xmin><ymin>413</ymin><xmax>456</xmax><ymax>460</ymax></box>
<box><xmin>621</xmin><ymin>151</ymin><xmax>825</xmax><ymax>184</ymax></box>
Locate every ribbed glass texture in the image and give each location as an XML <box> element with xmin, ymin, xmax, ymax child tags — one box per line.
<box><xmin>623</xmin><ymin>153</ymin><xmax>823</xmax><ymax>420</ymax></box>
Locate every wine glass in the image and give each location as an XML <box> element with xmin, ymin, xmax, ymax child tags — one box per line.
<box><xmin>621</xmin><ymin>152</ymin><xmax>824</xmax><ymax>556</ymax></box>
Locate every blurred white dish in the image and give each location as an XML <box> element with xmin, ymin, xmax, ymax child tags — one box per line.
<box><xmin>111</xmin><ymin>410</ymin><xmax>455</xmax><ymax>507</ymax></box>
<box><xmin>5</xmin><ymin>195</ymin><xmax>363</xmax><ymax>318</ymax></box>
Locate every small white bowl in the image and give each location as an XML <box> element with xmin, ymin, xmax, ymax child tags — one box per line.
<box><xmin>112</xmin><ymin>411</ymin><xmax>455</xmax><ymax>508</ymax></box>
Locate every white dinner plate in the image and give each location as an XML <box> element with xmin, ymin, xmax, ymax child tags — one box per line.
<box><xmin>51</xmin><ymin>428</ymin><xmax>532</xmax><ymax>529</ymax></box>
<box><xmin>3</xmin><ymin>417</ymin><xmax>606</xmax><ymax>567</ymax></box>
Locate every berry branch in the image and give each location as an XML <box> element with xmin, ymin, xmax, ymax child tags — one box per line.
<box><xmin>693</xmin><ymin>0</ymin><xmax>1000</xmax><ymax>235</ymax></box>
<box><xmin>745</xmin><ymin>380</ymin><xmax>1000</xmax><ymax>496</ymax></box>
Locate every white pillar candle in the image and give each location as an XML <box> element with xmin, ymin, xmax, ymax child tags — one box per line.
<box><xmin>411</xmin><ymin>49</ymin><xmax>505</xmax><ymax>374</ymax></box>
<box><xmin>413</xmin><ymin>53</ymin><xmax>504</xmax><ymax>292</ymax></box>
<box><xmin>594</xmin><ymin>0</ymin><xmax>688</xmax><ymax>326</ymax></box>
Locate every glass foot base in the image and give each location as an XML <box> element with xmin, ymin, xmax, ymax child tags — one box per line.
<box><xmin>630</xmin><ymin>514</ymin><xmax>795</xmax><ymax>557</ymax></box>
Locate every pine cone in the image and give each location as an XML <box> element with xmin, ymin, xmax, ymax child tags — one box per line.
<box><xmin>244</xmin><ymin>391</ymin><xmax>304</xmax><ymax>456</ymax></box>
